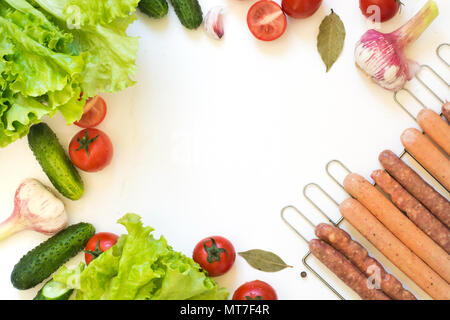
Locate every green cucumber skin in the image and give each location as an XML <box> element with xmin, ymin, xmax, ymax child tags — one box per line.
<box><xmin>28</xmin><ymin>123</ymin><xmax>84</xmax><ymax>200</ymax></box>
<box><xmin>170</xmin><ymin>0</ymin><xmax>203</xmax><ymax>30</ymax></box>
<box><xmin>11</xmin><ymin>223</ymin><xmax>95</xmax><ymax>290</ymax></box>
<box><xmin>33</xmin><ymin>280</ymin><xmax>73</xmax><ymax>300</ymax></box>
<box><xmin>139</xmin><ymin>0</ymin><xmax>169</xmax><ymax>18</ymax></box>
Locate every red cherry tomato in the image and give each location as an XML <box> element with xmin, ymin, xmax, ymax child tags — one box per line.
<box><xmin>233</xmin><ymin>280</ymin><xmax>278</xmax><ymax>300</ymax></box>
<box><xmin>84</xmin><ymin>232</ymin><xmax>119</xmax><ymax>265</ymax></box>
<box><xmin>281</xmin><ymin>0</ymin><xmax>322</xmax><ymax>19</ymax></box>
<box><xmin>247</xmin><ymin>1</ymin><xmax>287</xmax><ymax>42</ymax></box>
<box><xmin>69</xmin><ymin>128</ymin><xmax>113</xmax><ymax>172</ymax></box>
<box><xmin>74</xmin><ymin>96</ymin><xmax>107</xmax><ymax>128</ymax></box>
<box><xmin>359</xmin><ymin>0</ymin><xmax>401</xmax><ymax>23</ymax></box>
<box><xmin>193</xmin><ymin>236</ymin><xmax>236</xmax><ymax>277</ymax></box>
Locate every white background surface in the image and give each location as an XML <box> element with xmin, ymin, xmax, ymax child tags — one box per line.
<box><xmin>0</xmin><ymin>0</ymin><xmax>449</xmax><ymax>300</ymax></box>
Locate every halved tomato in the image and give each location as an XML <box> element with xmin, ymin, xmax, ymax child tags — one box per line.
<box><xmin>75</xmin><ymin>96</ymin><xmax>107</xmax><ymax>128</ymax></box>
<box><xmin>247</xmin><ymin>1</ymin><xmax>287</xmax><ymax>41</ymax></box>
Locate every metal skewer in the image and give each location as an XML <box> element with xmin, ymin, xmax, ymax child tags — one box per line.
<box><xmin>437</xmin><ymin>43</ymin><xmax>449</xmax><ymax>68</ymax></box>
<box><xmin>394</xmin><ymin>43</ymin><xmax>449</xmax><ymax>120</ymax></box>
<box><xmin>280</xmin><ymin>205</ymin><xmax>345</xmax><ymax>300</ymax></box>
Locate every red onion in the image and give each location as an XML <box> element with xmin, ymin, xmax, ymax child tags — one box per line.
<box><xmin>355</xmin><ymin>0</ymin><xmax>439</xmax><ymax>91</ymax></box>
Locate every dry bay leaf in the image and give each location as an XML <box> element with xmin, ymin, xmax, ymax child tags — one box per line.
<box><xmin>317</xmin><ymin>9</ymin><xmax>346</xmax><ymax>72</ymax></box>
<box><xmin>239</xmin><ymin>249</ymin><xmax>293</xmax><ymax>272</ymax></box>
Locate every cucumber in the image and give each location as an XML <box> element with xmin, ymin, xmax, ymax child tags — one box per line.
<box><xmin>28</xmin><ymin>123</ymin><xmax>84</xmax><ymax>200</ymax></box>
<box><xmin>170</xmin><ymin>0</ymin><xmax>203</xmax><ymax>30</ymax></box>
<box><xmin>138</xmin><ymin>0</ymin><xmax>168</xmax><ymax>19</ymax></box>
<box><xmin>11</xmin><ymin>223</ymin><xmax>95</xmax><ymax>290</ymax></box>
<box><xmin>34</xmin><ymin>280</ymin><xmax>73</xmax><ymax>300</ymax></box>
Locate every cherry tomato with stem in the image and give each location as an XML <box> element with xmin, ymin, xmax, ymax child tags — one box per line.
<box><xmin>193</xmin><ymin>236</ymin><xmax>236</xmax><ymax>277</ymax></box>
<box><xmin>281</xmin><ymin>0</ymin><xmax>322</xmax><ymax>19</ymax></box>
<box><xmin>75</xmin><ymin>96</ymin><xmax>107</xmax><ymax>128</ymax></box>
<box><xmin>233</xmin><ymin>280</ymin><xmax>278</xmax><ymax>300</ymax></box>
<box><xmin>84</xmin><ymin>232</ymin><xmax>119</xmax><ymax>265</ymax></box>
<box><xmin>247</xmin><ymin>1</ymin><xmax>287</xmax><ymax>42</ymax></box>
<box><xmin>359</xmin><ymin>0</ymin><xmax>401</xmax><ymax>23</ymax></box>
<box><xmin>69</xmin><ymin>128</ymin><xmax>113</xmax><ymax>172</ymax></box>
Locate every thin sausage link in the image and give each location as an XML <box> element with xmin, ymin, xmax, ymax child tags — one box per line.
<box><xmin>371</xmin><ymin>170</ymin><xmax>450</xmax><ymax>254</ymax></box>
<box><xmin>379</xmin><ymin>150</ymin><xmax>450</xmax><ymax>229</ymax></box>
<box><xmin>417</xmin><ymin>109</ymin><xmax>450</xmax><ymax>155</ymax></box>
<box><xmin>315</xmin><ymin>223</ymin><xmax>416</xmax><ymax>300</ymax></box>
<box><xmin>309</xmin><ymin>239</ymin><xmax>391</xmax><ymax>300</ymax></box>
<box><xmin>401</xmin><ymin>128</ymin><xmax>450</xmax><ymax>190</ymax></box>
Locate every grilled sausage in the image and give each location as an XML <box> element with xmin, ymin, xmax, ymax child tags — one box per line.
<box><xmin>309</xmin><ymin>239</ymin><xmax>390</xmax><ymax>300</ymax></box>
<box><xmin>379</xmin><ymin>150</ymin><xmax>450</xmax><ymax>228</ymax></box>
<box><xmin>417</xmin><ymin>108</ymin><xmax>450</xmax><ymax>155</ymax></box>
<box><xmin>371</xmin><ymin>170</ymin><xmax>450</xmax><ymax>254</ymax></box>
<box><xmin>344</xmin><ymin>173</ymin><xmax>450</xmax><ymax>283</ymax></box>
<box><xmin>443</xmin><ymin>102</ymin><xmax>450</xmax><ymax>123</ymax></box>
<box><xmin>315</xmin><ymin>223</ymin><xmax>416</xmax><ymax>300</ymax></box>
<box><xmin>401</xmin><ymin>128</ymin><xmax>450</xmax><ymax>190</ymax></box>
<box><xmin>340</xmin><ymin>198</ymin><xmax>450</xmax><ymax>300</ymax></box>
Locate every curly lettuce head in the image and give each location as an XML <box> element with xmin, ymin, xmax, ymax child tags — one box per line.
<box><xmin>0</xmin><ymin>0</ymin><xmax>139</xmax><ymax>147</ymax></box>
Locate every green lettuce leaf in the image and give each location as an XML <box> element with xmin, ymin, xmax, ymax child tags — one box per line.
<box><xmin>33</xmin><ymin>0</ymin><xmax>139</xmax><ymax>26</ymax></box>
<box><xmin>64</xmin><ymin>0</ymin><xmax>139</xmax><ymax>26</ymax></box>
<box><xmin>0</xmin><ymin>0</ymin><xmax>138</xmax><ymax>147</ymax></box>
<box><xmin>148</xmin><ymin>251</ymin><xmax>229</xmax><ymax>300</ymax></box>
<box><xmin>0</xmin><ymin>15</ymin><xmax>85</xmax><ymax>97</ymax></box>
<box><xmin>1</xmin><ymin>0</ymin><xmax>73</xmax><ymax>52</ymax></box>
<box><xmin>34</xmin><ymin>0</ymin><xmax>139</xmax><ymax>97</ymax></box>
<box><xmin>68</xmin><ymin>22</ymin><xmax>138</xmax><ymax>97</ymax></box>
<box><xmin>53</xmin><ymin>262</ymin><xmax>85</xmax><ymax>290</ymax></box>
<box><xmin>54</xmin><ymin>214</ymin><xmax>229</xmax><ymax>300</ymax></box>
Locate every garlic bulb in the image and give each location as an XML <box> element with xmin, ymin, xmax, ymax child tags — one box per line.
<box><xmin>355</xmin><ymin>0</ymin><xmax>438</xmax><ymax>91</ymax></box>
<box><xmin>0</xmin><ymin>179</ymin><xmax>67</xmax><ymax>241</ymax></box>
<box><xmin>204</xmin><ymin>7</ymin><xmax>224</xmax><ymax>40</ymax></box>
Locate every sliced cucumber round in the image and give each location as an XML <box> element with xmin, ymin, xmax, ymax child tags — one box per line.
<box><xmin>34</xmin><ymin>280</ymin><xmax>73</xmax><ymax>300</ymax></box>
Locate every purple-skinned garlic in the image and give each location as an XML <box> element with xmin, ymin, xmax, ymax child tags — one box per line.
<box><xmin>204</xmin><ymin>7</ymin><xmax>224</xmax><ymax>40</ymax></box>
<box><xmin>355</xmin><ymin>0</ymin><xmax>438</xmax><ymax>91</ymax></box>
<box><xmin>0</xmin><ymin>179</ymin><xmax>67</xmax><ymax>241</ymax></box>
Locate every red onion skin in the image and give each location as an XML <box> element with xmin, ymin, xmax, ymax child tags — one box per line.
<box><xmin>356</xmin><ymin>30</ymin><xmax>411</xmax><ymax>90</ymax></box>
<box><xmin>355</xmin><ymin>0</ymin><xmax>438</xmax><ymax>91</ymax></box>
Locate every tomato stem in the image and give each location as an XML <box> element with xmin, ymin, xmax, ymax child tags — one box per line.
<box><xmin>76</xmin><ymin>130</ymin><xmax>99</xmax><ymax>157</ymax></box>
<box><xmin>246</xmin><ymin>295</ymin><xmax>263</xmax><ymax>300</ymax></box>
<box><xmin>84</xmin><ymin>239</ymin><xmax>103</xmax><ymax>261</ymax></box>
<box><xmin>203</xmin><ymin>238</ymin><xmax>228</xmax><ymax>263</ymax></box>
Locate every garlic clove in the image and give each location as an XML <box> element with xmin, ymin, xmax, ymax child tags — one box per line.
<box><xmin>204</xmin><ymin>6</ymin><xmax>225</xmax><ymax>40</ymax></box>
